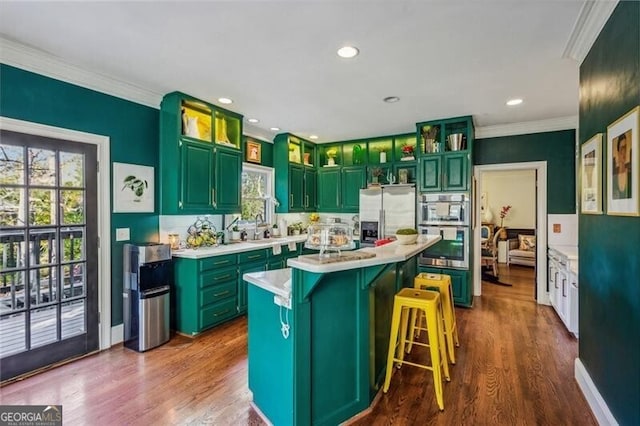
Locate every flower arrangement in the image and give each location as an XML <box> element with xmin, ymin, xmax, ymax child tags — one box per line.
<box><xmin>371</xmin><ymin>167</ymin><xmax>384</xmax><ymax>177</ymax></box>
<box><xmin>401</xmin><ymin>144</ymin><xmax>415</xmax><ymax>159</ymax></box>
<box><xmin>499</xmin><ymin>205</ymin><xmax>512</xmax><ymax>228</ymax></box>
<box><xmin>326</xmin><ymin>148</ymin><xmax>337</xmax><ymax>158</ymax></box>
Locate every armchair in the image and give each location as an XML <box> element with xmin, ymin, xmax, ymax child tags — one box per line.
<box><xmin>507</xmin><ymin>234</ymin><xmax>536</xmax><ymax>267</ymax></box>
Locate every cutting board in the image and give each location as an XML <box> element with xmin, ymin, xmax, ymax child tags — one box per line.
<box><xmin>296</xmin><ymin>251</ymin><xmax>376</xmax><ymax>264</ymax></box>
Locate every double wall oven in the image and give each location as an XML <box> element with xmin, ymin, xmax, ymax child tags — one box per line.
<box><xmin>417</xmin><ymin>193</ymin><xmax>470</xmax><ymax>269</ymax></box>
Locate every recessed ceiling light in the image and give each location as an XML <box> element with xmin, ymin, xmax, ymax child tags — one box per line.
<box><xmin>247</xmin><ymin>118</ymin><xmax>259</xmax><ymax>124</ymax></box>
<box><xmin>383</xmin><ymin>96</ymin><xmax>400</xmax><ymax>103</ymax></box>
<box><xmin>270</xmin><ymin>127</ymin><xmax>280</xmax><ymax>131</ymax></box>
<box><xmin>218</xmin><ymin>97</ymin><xmax>233</xmax><ymax>104</ymax></box>
<box><xmin>506</xmin><ymin>98</ymin><xmax>523</xmax><ymax>106</ymax></box>
<box><xmin>309</xmin><ymin>135</ymin><xmax>318</xmax><ymax>140</ymax></box>
<box><xmin>337</xmin><ymin>45</ymin><xmax>359</xmax><ymax>58</ymax></box>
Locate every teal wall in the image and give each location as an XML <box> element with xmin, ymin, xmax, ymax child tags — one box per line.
<box><xmin>474</xmin><ymin>130</ymin><xmax>576</xmax><ymax>214</ymax></box>
<box><xmin>0</xmin><ymin>64</ymin><xmax>160</xmax><ymax>326</ymax></box>
<box><xmin>578</xmin><ymin>2</ymin><xmax>640</xmax><ymax>424</ymax></box>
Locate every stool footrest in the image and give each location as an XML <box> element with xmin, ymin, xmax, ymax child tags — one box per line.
<box><xmin>391</xmin><ymin>359</ymin><xmax>435</xmax><ymax>372</ymax></box>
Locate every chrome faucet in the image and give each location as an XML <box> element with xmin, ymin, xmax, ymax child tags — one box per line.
<box><xmin>254</xmin><ymin>214</ymin><xmax>264</xmax><ymax>240</ymax></box>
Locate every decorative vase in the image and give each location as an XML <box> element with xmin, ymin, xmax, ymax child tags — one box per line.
<box><xmin>272</xmin><ymin>227</ymin><xmax>280</xmax><ymax>237</ymax></box>
<box><xmin>215</xmin><ymin>116</ymin><xmax>231</xmax><ymax>144</ymax></box>
<box><xmin>328</xmin><ymin>157</ymin><xmax>335</xmax><ymax>166</ymax></box>
<box><xmin>304</xmin><ymin>153</ymin><xmax>311</xmax><ymax>165</ymax></box>
<box><xmin>499</xmin><ymin>228</ymin><xmax>507</xmax><ymax>240</ymax></box>
<box><xmin>184</xmin><ymin>116</ymin><xmax>200</xmax><ymax>139</ymax></box>
<box><xmin>232</xmin><ymin>231</ymin><xmax>241</xmax><ymax>241</ymax></box>
<box><xmin>372</xmin><ymin>175</ymin><xmax>379</xmax><ymax>184</ymax></box>
<box><xmin>380</xmin><ymin>151</ymin><xmax>387</xmax><ymax>163</ymax></box>
<box><xmin>483</xmin><ymin>208</ymin><xmax>493</xmax><ymax>223</ymax></box>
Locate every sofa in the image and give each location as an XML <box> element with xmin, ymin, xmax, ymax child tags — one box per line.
<box><xmin>507</xmin><ymin>234</ymin><xmax>536</xmax><ymax>267</ymax></box>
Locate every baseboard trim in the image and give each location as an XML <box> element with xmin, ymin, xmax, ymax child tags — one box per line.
<box><xmin>575</xmin><ymin>358</ymin><xmax>618</xmax><ymax>425</ymax></box>
<box><xmin>111</xmin><ymin>324</ymin><xmax>123</xmax><ymax>346</ymax></box>
<box><xmin>249</xmin><ymin>401</ymin><xmax>274</xmax><ymax>426</ymax></box>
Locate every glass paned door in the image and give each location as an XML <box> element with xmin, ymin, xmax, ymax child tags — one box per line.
<box><xmin>0</xmin><ymin>130</ymin><xmax>98</xmax><ymax>381</ymax></box>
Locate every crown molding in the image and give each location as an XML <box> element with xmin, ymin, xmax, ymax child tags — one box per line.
<box><xmin>475</xmin><ymin>116</ymin><xmax>577</xmax><ymax>139</ymax></box>
<box><xmin>563</xmin><ymin>0</ymin><xmax>618</xmax><ymax>64</ymax></box>
<box><xmin>0</xmin><ymin>37</ymin><xmax>162</xmax><ymax>109</ymax></box>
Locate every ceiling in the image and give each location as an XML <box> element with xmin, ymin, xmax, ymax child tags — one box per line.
<box><xmin>0</xmin><ymin>1</ymin><xmax>589</xmax><ymax>142</ymax></box>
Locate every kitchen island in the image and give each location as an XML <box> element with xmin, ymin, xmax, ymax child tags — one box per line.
<box><xmin>244</xmin><ymin>235</ymin><xmax>440</xmax><ymax>426</ymax></box>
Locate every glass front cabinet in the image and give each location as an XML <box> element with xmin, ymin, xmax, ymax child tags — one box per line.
<box><xmin>160</xmin><ymin>92</ymin><xmax>243</xmax><ymax>214</ymax></box>
<box><xmin>416</xmin><ymin>116</ymin><xmax>473</xmax><ymax>193</ymax></box>
<box><xmin>274</xmin><ymin>133</ymin><xmax>317</xmax><ymax>213</ymax></box>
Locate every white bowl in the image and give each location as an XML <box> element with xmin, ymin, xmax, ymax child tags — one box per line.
<box><xmin>395</xmin><ymin>234</ymin><xmax>418</xmax><ymax>245</ymax></box>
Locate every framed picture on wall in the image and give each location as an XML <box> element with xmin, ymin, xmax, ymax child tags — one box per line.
<box><xmin>246</xmin><ymin>140</ymin><xmax>261</xmax><ymax>163</ymax></box>
<box><xmin>607</xmin><ymin>106</ymin><xmax>639</xmax><ymax>216</ymax></box>
<box><xmin>113</xmin><ymin>162</ymin><xmax>154</xmax><ymax>213</ymax></box>
<box><xmin>580</xmin><ymin>133</ymin><xmax>603</xmax><ymax>214</ymax></box>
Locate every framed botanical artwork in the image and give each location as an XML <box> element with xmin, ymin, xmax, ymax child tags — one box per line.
<box><xmin>113</xmin><ymin>162</ymin><xmax>154</xmax><ymax>213</ymax></box>
<box><xmin>607</xmin><ymin>106</ymin><xmax>639</xmax><ymax>216</ymax></box>
<box><xmin>580</xmin><ymin>133</ymin><xmax>603</xmax><ymax>214</ymax></box>
<box><xmin>246</xmin><ymin>140</ymin><xmax>261</xmax><ymax>163</ymax></box>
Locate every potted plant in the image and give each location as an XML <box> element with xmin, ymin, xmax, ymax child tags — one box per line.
<box><xmin>326</xmin><ymin>148</ymin><xmax>338</xmax><ymax>166</ymax></box>
<box><xmin>401</xmin><ymin>144</ymin><xmax>415</xmax><ymax>160</ymax></box>
<box><xmin>499</xmin><ymin>205</ymin><xmax>512</xmax><ymax>239</ymax></box>
<box><xmin>231</xmin><ymin>225</ymin><xmax>241</xmax><ymax>241</ymax></box>
<box><xmin>371</xmin><ymin>167</ymin><xmax>383</xmax><ymax>184</ymax></box>
<box><xmin>271</xmin><ymin>223</ymin><xmax>280</xmax><ymax>237</ymax></box>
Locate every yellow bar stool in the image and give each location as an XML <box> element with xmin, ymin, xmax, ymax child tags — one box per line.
<box><xmin>411</xmin><ymin>273</ymin><xmax>460</xmax><ymax>364</ymax></box>
<box><xmin>382</xmin><ymin>288</ymin><xmax>450</xmax><ymax>411</ymax></box>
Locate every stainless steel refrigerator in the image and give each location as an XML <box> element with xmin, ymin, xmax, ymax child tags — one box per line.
<box><xmin>359</xmin><ymin>184</ymin><xmax>416</xmax><ymax>246</ymax></box>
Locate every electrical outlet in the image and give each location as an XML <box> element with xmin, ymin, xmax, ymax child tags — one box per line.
<box><xmin>116</xmin><ymin>228</ymin><xmax>130</xmax><ymax>241</ymax></box>
<box><xmin>274</xmin><ymin>294</ymin><xmax>291</xmax><ymax>309</ymax></box>
<box><xmin>553</xmin><ymin>224</ymin><xmax>561</xmax><ymax>233</ymax></box>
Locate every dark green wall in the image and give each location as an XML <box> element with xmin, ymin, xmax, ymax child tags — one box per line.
<box><xmin>578</xmin><ymin>2</ymin><xmax>640</xmax><ymax>424</ymax></box>
<box><xmin>242</xmin><ymin>136</ymin><xmax>274</xmax><ymax>168</ymax></box>
<box><xmin>0</xmin><ymin>64</ymin><xmax>160</xmax><ymax>327</ymax></box>
<box><xmin>474</xmin><ymin>130</ymin><xmax>576</xmax><ymax>214</ymax></box>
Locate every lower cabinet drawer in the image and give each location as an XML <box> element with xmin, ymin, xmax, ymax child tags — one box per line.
<box><xmin>200</xmin><ymin>281</ymin><xmax>237</xmax><ymax>307</ymax></box>
<box><xmin>200</xmin><ymin>267</ymin><xmax>238</xmax><ymax>289</ymax></box>
<box><xmin>200</xmin><ymin>298</ymin><xmax>237</xmax><ymax>330</ymax></box>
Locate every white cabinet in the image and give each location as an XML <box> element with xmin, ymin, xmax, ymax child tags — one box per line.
<box><xmin>547</xmin><ymin>247</ymin><xmax>578</xmax><ymax>336</ymax></box>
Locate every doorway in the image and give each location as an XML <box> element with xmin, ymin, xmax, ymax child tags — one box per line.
<box><xmin>473</xmin><ymin>162</ymin><xmax>549</xmax><ymax>305</ymax></box>
<box><xmin>1</xmin><ymin>129</ymin><xmax>102</xmax><ymax>381</ymax></box>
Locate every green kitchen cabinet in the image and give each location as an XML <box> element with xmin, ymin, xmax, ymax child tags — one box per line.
<box><xmin>304</xmin><ymin>168</ymin><xmax>317</xmax><ymax>210</ymax></box>
<box><xmin>274</xmin><ymin>133</ymin><xmax>317</xmax><ymax>213</ymax></box>
<box><xmin>160</xmin><ymin>91</ymin><xmax>243</xmax><ymax>214</ymax></box>
<box><xmin>214</xmin><ymin>146</ymin><xmax>242</xmax><ymax>212</ymax></box>
<box><xmin>317</xmin><ymin>167</ymin><xmax>341</xmax><ymax>211</ymax></box>
<box><xmin>238</xmin><ymin>261</ymin><xmax>266</xmax><ymax>315</ymax></box>
<box><xmin>173</xmin><ymin>255</ymin><xmax>239</xmax><ymax>335</ymax></box>
<box><xmin>180</xmin><ymin>139</ymin><xmax>215</xmax><ymax>211</ymax></box>
<box><xmin>342</xmin><ymin>166</ymin><xmax>366</xmax><ymax>212</ymax></box>
<box><xmin>418</xmin><ymin>266</ymin><xmax>471</xmax><ymax>307</ymax></box>
<box><xmin>416</xmin><ymin>116</ymin><xmax>474</xmax><ymax>193</ymax></box>
<box><xmin>268</xmin><ymin>256</ymin><xmax>284</xmax><ymax>270</ymax></box>
<box><xmin>289</xmin><ymin>165</ymin><xmax>305</xmax><ymax>211</ymax></box>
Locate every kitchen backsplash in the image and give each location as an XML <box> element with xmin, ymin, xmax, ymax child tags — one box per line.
<box><xmin>547</xmin><ymin>214</ymin><xmax>578</xmax><ymax>246</ymax></box>
<box><xmin>159</xmin><ymin>212</ymin><xmax>361</xmax><ymax>245</ymax></box>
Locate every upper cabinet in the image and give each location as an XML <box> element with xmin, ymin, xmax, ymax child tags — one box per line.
<box><xmin>274</xmin><ymin>133</ymin><xmax>317</xmax><ymax>213</ymax></box>
<box><xmin>160</xmin><ymin>92</ymin><xmax>243</xmax><ymax>214</ymax></box>
<box><xmin>416</xmin><ymin>116</ymin><xmax>474</xmax><ymax>192</ymax></box>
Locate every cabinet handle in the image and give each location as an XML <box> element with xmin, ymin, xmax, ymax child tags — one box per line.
<box><xmin>214</xmin><ymin>290</ymin><xmax>230</xmax><ymax>297</ymax></box>
<box><xmin>305</xmin><ymin>194</ymin><xmax>309</xmax><ymax>208</ymax></box>
<box><xmin>214</xmin><ymin>260</ymin><xmax>230</xmax><ymax>266</ymax></box>
<box><xmin>178</xmin><ymin>201</ymin><xmax>183</xmax><ymax>209</ymax></box>
<box><xmin>214</xmin><ymin>309</ymin><xmax>230</xmax><ymax>317</ymax></box>
<box><xmin>247</xmin><ymin>254</ymin><xmax>261</xmax><ymax>259</ymax></box>
<box><xmin>562</xmin><ymin>279</ymin><xmax>566</xmax><ymax>297</ymax></box>
<box><xmin>214</xmin><ymin>274</ymin><xmax>232</xmax><ymax>281</ymax></box>
<box><xmin>212</xmin><ymin>189</ymin><xmax>217</xmax><ymax>208</ymax></box>
<box><xmin>290</xmin><ymin>194</ymin><xmax>293</xmax><ymax>206</ymax></box>
<box><xmin>554</xmin><ymin>272</ymin><xmax>558</xmax><ymax>288</ymax></box>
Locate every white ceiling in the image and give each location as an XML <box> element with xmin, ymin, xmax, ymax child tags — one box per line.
<box><xmin>0</xmin><ymin>1</ymin><xmax>589</xmax><ymax>142</ymax></box>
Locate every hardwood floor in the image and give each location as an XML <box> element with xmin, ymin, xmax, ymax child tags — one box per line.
<box><xmin>0</xmin><ymin>264</ymin><xmax>596</xmax><ymax>425</ymax></box>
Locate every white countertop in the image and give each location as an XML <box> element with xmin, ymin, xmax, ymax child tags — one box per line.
<box><xmin>549</xmin><ymin>245</ymin><xmax>578</xmax><ymax>260</ymax></box>
<box><xmin>171</xmin><ymin>235</ymin><xmax>308</xmax><ymax>259</ymax></box>
<box><xmin>287</xmin><ymin>235</ymin><xmax>441</xmax><ymax>273</ymax></box>
<box><xmin>243</xmin><ymin>268</ymin><xmax>292</xmax><ymax>299</ymax></box>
